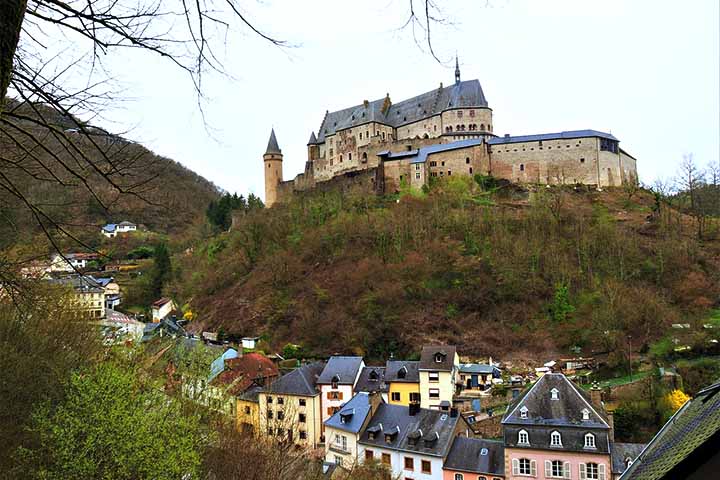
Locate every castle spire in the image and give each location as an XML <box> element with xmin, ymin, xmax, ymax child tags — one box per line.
<box><xmin>455</xmin><ymin>54</ymin><xmax>461</xmax><ymax>85</ymax></box>
<box><xmin>265</xmin><ymin>128</ymin><xmax>282</xmax><ymax>155</ymax></box>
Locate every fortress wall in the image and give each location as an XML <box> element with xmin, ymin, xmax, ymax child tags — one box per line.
<box><xmin>489</xmin><ymin>137</ymin><xmax>602</xmax><ymax>185</ymax></box>
<box><xmin>426</xmin><ymin>144</ymin><xmax>489</xmax><ymax>180</ymax></box>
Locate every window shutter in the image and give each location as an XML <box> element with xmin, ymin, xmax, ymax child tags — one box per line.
<box><xmin>512</xmin><ymin>459</ymin><xmax>519</xmax><ymax>476</ymax></box>
<box><xmin>579</xmin><ymin>463</ymin><xmax>587</xmax><ymax>480</ymax></box>
<box><xmin>545</xmin><ymin>460</ymin><xmax>552</xmax><ymax>478</ymax></box>
<box><xmin>530</xmin><ymin>460</ymin><xmax>537</xmax><ymax>476</ymax></box>
<box><xmin>598</xmin><ymin>464</ymin><xmax>606</xmax><ymax>480</ymax></box>
<box><xmin>564</xmin><ymin>461</ymin><xmax>572</xmax><ymax>479</ymax></box>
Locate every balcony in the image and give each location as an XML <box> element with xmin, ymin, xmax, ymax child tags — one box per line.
<box><xmin>328</xmin><ymin>444</ymin><xmax>351</xmax><ymax>455</ymax></box>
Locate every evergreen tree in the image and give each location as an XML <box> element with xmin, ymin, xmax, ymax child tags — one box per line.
<box><xmin>150</xmin><ymin>242</ymin><xmax>171</xmax><ymax>299</ymax></box>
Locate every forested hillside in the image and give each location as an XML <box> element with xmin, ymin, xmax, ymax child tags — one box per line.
<box><xmin>172</xmin><ymin>177</ymin><xmax>720</xmax><ymax>363</ymax></box>
<box><xmin>0</xmin><ymin>99</ymin><xmax>220</xmax><ymax>251</ymax></box>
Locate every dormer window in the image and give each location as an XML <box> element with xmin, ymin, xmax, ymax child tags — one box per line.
<box><xmin>584</xmin><ymin>433</ymin><xmax>596</xmax><ymax>449</ymax></box>
<box><xmin>550</xmin><ymin>431</ymin><xmax>562</xmax><ymax>447</ymax></box>
<box><xmin>331</xmin><ymin>374</ymin><xmax>340</xmax><ymax>389</ymax></box>
<box><xmin>520</xmin><ymin>406</ymin><xmax>529</xmax><ymax>419</ymax></box>
<box><xmin>384</xmin><ymin>426</ymin><xmax>400</xmax><ymax>443</ymax></box>
<box><xmin>423</xmin><ymin>431</ymin><xmax>439</xmax><ymax>447</ymax></box>
<box><xmin>340</xmin><ymin>409</ymin><xmax>354</xmax><ymax>424</ymax></box>
<box><xmin>434</xmin><ymin>352</ymin><xmax>446</xmax><ymax>363</ymax></box>
<box><xmin>398</xmin><ymin>366</ymin><xmax>407</xmax><ymax>379</ymax></box>
<box><xmin>518</xmin><ymin>429</ymin><xmax>529</xmax><ymax>445</ymax></box>
<box><xmin>369</xmin><ymin>370</ymin><xmax>379</xmax><ymax>381</ymax></box>
<box><xmin>480</xmin><ymin>448</ymin><xmax>488</xmax><ymax>456</ymax></box>
<box><xmin>582</xmin><ymin>408</ymin><xmax>590</xmax><ymax>421</ymax></box>
<box><xmin>550</xmin><ymin>388</ymin><xmax>559</xmax><ymax>400</ymax></box>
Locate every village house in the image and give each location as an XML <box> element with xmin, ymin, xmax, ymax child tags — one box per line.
<box><xmin>317</xmin><ymin>356</ymin><xmax>365</xmax><ymax>428</ymax></box>
<box><xmin>502</xmin><ymin>373</ymin><xmax>641</xmax><ymax>480</ymax></box>
<box><xmin>385</xmin><ymin>360</ymin><xmax>421</xmax><ymax>406</ymax></box>
<box><xmin>358</xmin><ymin>402</ymin><xmax>463</xmax><ymax>479</ymax></box>
<box><xmin>419</xmin><ymin>346</ymin><xmax>460</xmax><ymax>410</ymax></box>
<box><xmin>259</xmin><ymin>361</ymin><xmax>326</xmax><ymax>450</ymax></box>
<box><xmin>101</xmin><ymin>221</ymin><xmax>137</xmax><ymax>238</ymax></box>
<box><xmin>242</xmin><ymin>336</ymin><xmax>261</xmax><ymax>350</ymax></box>
<box><xmin>458</xmin><ymin>363</ymin><xmax>502</xmax><ymax>393</ymax></box>
<box><xmin>354</xmin><ymin>366</ymin><xmax>388</xmax><ymax>397</ymax></box>
<box><xmin>324</xmin><ymin>392</ymin><xmax>383</xmax><ymax>468</ymax></box>
<box><xmin>443</xmin><ymin>437</ymin><xmax>505</xmax><ymax>480</ymax></box>
<box><xmin>89</xmin><ymin>276</ymin><xmax>121</xmax><ymax>309</ymax></box>
<box><xmin>151</xmin><ymin>297</ymin><xmax>175</xmax><ymax>322</ymax></box>
<box><xmin>49</xmin><ymin>252</ymin><xmax>98</xmax><ymax>272</ymax></box>
<box><xmin>48</xmin><ymin>275</ymin><xmax>106</xmax><ymax>318</ymax></box>
<box><xmin>236</xmin><ymin>386</ymin><xmax>264</xmax><ymax>435</ymax></box>
<box><xmin>207</xmin><ymin>353</ymin><xmax>278</xmax><ymax>417</ymax></box>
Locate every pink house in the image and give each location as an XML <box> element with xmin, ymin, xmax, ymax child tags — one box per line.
<box><xmin>317</xmin><ymin>356</ymin><xmax>365</xmax><ymax>434</ymax></box>
<box><xmin>501</xmin><ymin>373</ymin><xmax>638</xmax><ymax>480</ymax></box>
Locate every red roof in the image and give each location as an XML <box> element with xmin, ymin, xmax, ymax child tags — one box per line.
<box><xmin>152</xmin><ymin>298</ymin><xmax>172</xmax><ymax>308</ymax></box>
<box><xmin>213</xmin><ymin>353</ymin><xmax>279</xmax><ymax>395</ymax></box>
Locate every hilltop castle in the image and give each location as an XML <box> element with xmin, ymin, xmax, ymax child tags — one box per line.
<box><xmin>264</xmin><ymin>59</ymin><xmax>638</xmax><ymax>206</ymax></box>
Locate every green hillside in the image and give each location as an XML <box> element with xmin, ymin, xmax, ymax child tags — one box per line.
<box><xmin>172</xmin><ymin>178</ymin><xmax>720</xmax><ymax>362</ymax></box>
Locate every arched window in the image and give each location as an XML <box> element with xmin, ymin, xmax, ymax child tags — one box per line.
<box><xmin>584</xmin><ymin>433</ymin><xmax>596</xmax><ymax>449</ymax></box>
<box><xmin>550</xmin><ymin>431</ymin><xmax>562</xmax><ymax>447</ymax></box>
<box><xmin>454</xmin><ymin>474</ymin><xmax>464</xmax><ymax>480</ymax></box>
<box><xmin>339</xmin><ymin>154</ymin><xmax>343</xmax><ymax>163</ymax></box>
<box><xmin>362</xmin><ymin>152</ymin><xmax>368</xmax><ymax>163</ymax></box>
<box><xmin>348</xmin><ymin>153</ymin><xmax>352</xmax><ymax>161</ymax></box>
<box><xmin>480</xmin><ymin>123</ymin><xmax>485</xmax><ymax>130</ymax></box>
<box><xmin>520</xmin><ymin>406</ymin><xmax>529</xmax><ymax>419</ymax></box>
<box><xmin>518</xmin><ymin>429</ymin><xmax>529</xmax><ymax>445</ymax></box>
<box><xmin>520</xmin><ymin>164</ymin><xmax>525</xmax><ymax>172</ymax></box>
<box><xmin>551</xmin><ymin>388</ymin><xmax>559</xmax><ymax>400</ymax></box>
<box><xmin>466</xmin><ymin>157</ymin><xmax>470</xmax><ymax>164</ymax></box>
<box><xmin>582</xmin><ymin>408</ymin><xmax>590</xmax><ymax>420</ymax></box>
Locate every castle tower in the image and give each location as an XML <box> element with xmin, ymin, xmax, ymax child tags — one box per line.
<box><xmin>263</xmin><ymin>128</ymin><xmax>283</xmax><ymax>207</ymax></box>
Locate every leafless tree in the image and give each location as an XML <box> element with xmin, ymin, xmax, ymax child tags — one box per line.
<box><xmin>676</xmin><ymin>154</ymin><xmax>711</xmax><ymax>239</ymax></box>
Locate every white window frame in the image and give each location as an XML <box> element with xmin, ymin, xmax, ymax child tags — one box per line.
<box><xmin>518</xmin><ymin>429</ymin><xmax>530</xmax><ymax>445</ymax></box>
<box><xmin>545</xmin><ymin>460</ymin><xmax>571</xmax><ymax>479</ymax></box>
<box><xmin>580</xmin><ymin>462</ymin><xmax>605</xmax><ymax>480</ymax></box>
<box><xmin>512</xmin><ymin>458</ymin><xmax>536</xmax><ymax>476</ymax></box>
<box><xmin>520</xmin><ymin>405</ymin><xmax>529</xmax><ymax>419</ymax></box>
<box><xmin>582</xmin><ymin>408</ymin><xmax>590</xmax><ymax>420</ymax></box>
<box><xmin>584</xmin><ymin>433</ymin><xmax>596</xmax><ymax>449</ymax></box>
<box><xmin>551</xmin><ymin>388</ymin><xmax>559</xmax><ymax>400</ymax></box>
<box><xmin>550</xmin><ymin>431</ymin><xmax>562</xmax><ymax>447</ymax></box>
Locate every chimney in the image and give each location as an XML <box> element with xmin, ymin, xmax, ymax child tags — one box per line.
<box><xmin>409</xmin><ymin>402</ymin><xmax>420</xmax><ymax>416</ymax></box>
<box><xmin>504</xmin><ymin>134</ymin><xmax>511</xmax><ymax>138</ymax></box>
<box><xmin>589</xmin><ymin>382</ymin><xmax>603</xmax><ymax>410</ymax></box>
<box><xmin>607</xmin><ymin>409</ymin><xmax>615</xmax><ymax>443</ymax></box>
<box><xmin>368</xmin><ymin>391</ymin><xmax>383</xmax><ymax>415</ymax></box>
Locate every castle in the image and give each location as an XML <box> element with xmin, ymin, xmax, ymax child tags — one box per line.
<box><xmin>263</xmin><ymin>59</ymin><xmax>638</xmax><ymax>206</ymax></box>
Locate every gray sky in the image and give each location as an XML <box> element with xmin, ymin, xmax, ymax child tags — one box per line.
<box><xmin>99</xmin><ymin>0</ymin><xmax>719</xmax><ymax>199</ymax></box>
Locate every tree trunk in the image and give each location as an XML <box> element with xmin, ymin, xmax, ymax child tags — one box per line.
<box><xmin>0</xmin><ymin>0</ymin><xmax>27</xmax><ymax>113</ymax></box>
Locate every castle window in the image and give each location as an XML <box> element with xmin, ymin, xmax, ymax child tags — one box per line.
<box><xmin>469</xmin><ymin>167</ymin><xmax>473</xmax><ymax>174</ymax></box>
<box><xmin>447</xmin><ymin>170</ymin><xmax>452</xmax><ymax>176</ymax></box>
<box><xmin>466</xmin><ymin>157</ymin><xmax>470</xmax><ymax>164</ymax></box>
<box><xmin>403</xmin><ymin>117</ymin><xmax>407</xmax><ymax>122</ymax></box>
<box><xmin>348</xmin><ymin>153</ymin><xmax>352</xmax><ymax>161</ymax></box>
<box><xmin>470</xmin><ymin>110</ymin><xmax>476</xmax><ymax>117</ymax></box>
<box><xmin>433</xmin><ymin>125</ymin><xmax>437</xmax><ymax>132</ymax></box>
<box><xmin>415</xmin><ymin>173</ymin><xmax>420</xmax><ymax>179</ymax></box>
<box><xmin>382</xmin><ymin>133</ymin><xmax>385</xmax><ymax>140</ymax></box>
<box><xmin>538</xmin><ymin>140</ymin><xmax>543</xmax><ymax>146</ymax></box>
<box><xmin>362</xmin><ymin>152</ymin><xmax>368</xmax><ymax>163</ymax></box>
<box><xmin>340</xmin><ymin>155</ymin><xmax>343</xmax><ymax>162</ymax></box>
<box><xmin>520</xmin><ymin>164</ymin><xmax>525</xmax><ymax>172</ymax></box>
<box><xmin>480</xmin><ymin>123</ymin><xmax>485</xmax><ymax>130</ymax></box>
<box><xmin>457</xmin><ymin>111</ymin><xmax>463</xmax><ymax>118</ymax></box>
<box><xmin>359</xmin><ymin>133</ymin><xmax>362</xmax><ymax>139</ymax></box>
<box><xmin>441</xmin><ymin>161</ymin><xmax>445</xmax><ymax>166</ymax></box>
<box><xmin>580</xmin><ymin>158</ymin><xmax>585</xmax><ymax>163</ymax></box>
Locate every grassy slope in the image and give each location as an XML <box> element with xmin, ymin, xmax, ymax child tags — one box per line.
<box><xmin>173</xmin><ymin>179</ymin><xmax>720</xmax><ymax>362</ymax></box>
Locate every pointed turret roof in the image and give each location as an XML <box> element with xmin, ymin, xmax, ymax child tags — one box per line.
<box><xmin>265</xmin><ymin>128</ymin><xmax>281</xmax><ymax>155</ymax></box>
<box><xmin>307</xmin><ymin>131</ymin><xmax>317</xmax><ymax>145</ymax></box>
<box><xmin>455</xmin><ymin>55</ymin><xmax>461</xmax><ymax>85</ymax></box>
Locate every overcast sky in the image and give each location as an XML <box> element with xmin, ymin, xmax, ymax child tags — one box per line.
<box><xmin>95</xmin><ymin>0</ymin><xmax>719</xmax><ymax>199</ymax></box>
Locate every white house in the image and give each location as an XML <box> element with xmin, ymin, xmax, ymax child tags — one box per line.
<box><xmin>49</xmin><ymin>253</ymin><xmax>98</xmax><ymax>272</ymax></box>
<box><xmin>317</xmin><ymin>356</ymin><xmax>365</xmax><ymax>429</ymax></box>
<box><xmin>151</xmin><ymin>297</ymin><xmax>175</xmax><ymax>322</ymax></box>
<box><xmin>101</xmin><ymin>221</ymin><xmax>137</xmax><ymax>238</ymax></box>
<box><xmin>242</xmin><ymin>336</ymin><xmax>261</xmax><ymax>349</ymax></box>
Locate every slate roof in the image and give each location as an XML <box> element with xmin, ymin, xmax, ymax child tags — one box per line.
<box><xmin>385</xmin><ymin>360</ymin><xmax>420</xmax><ymax>383</ymax></box>
<box><xmin>316</xmin><ymin>79</ymin><xmax>488</xmax><ymax>142</ymax></box>
<box><xmin>379</xmin><ymin>138</ymin><xmax>484</xmax><ymax>165</ymax></box>
<box><xmin>419</xmin><ymin>345</ymin><xmax>457</xmax><ymax>372</ymax></box>
<box><xmin>307</xmin><ymin>131</ymin><xmax>317</xmax><ymax>145</ymax></box>
<box><xmin>237</xmin><ymin>385</ymin><xmax>263</xmax><ymax>403</ymax></box>
<box><xmin>212</xmin><ymin>353</ymin><xmax>279</xmax><ymax>395</ymax></box>
<box><xmin>443</xmin><ymin>437</ymin><xmax>505</xmax><ymax>476</ymax></box>
<box><xmin>265</xmin><ymin>128</ymin><xmax>281</xmax><ymax>155</ymax></box>
<box><xmin>620</xmin><ymin>381</ymin><xmax>720</xmax><ymax>479</ymax></box>
<box><xmin>266</xmin><ymin>361</ymin><xmax>325</xmax><ymax>396</ymax></box>
<box><xmin>49</xmin><ymin>275</ymin><xmax>104</xmax><ymax>293</ymax></box>
<box><xmin>611</xmin><ymin>442</ymin><xmax>646</xmax><ymax>475</ymax></box>
<box><xmin>487</xmin><ymin>129</ymin><xmax>618</xmax><ymax>146</ymax></box>
<box><xmin>317</xmin><ymin>356</ymin><xmax>364</xmax><ymax>385</ymax></box>
<box><xmin>354</xmin><ymin>366</ymin><xmax>387</xmax><ymax>393</ymax></box>
<box><xmin>502</xmin><ymin>373</ymin><xmax>609</xmax><ymax>428</ymax></box>
<box><xmin>118</xmin><ymin>221</ymin><xmax>136</xmax><ymax>227</ymax></box>
<box><xmin>324</xmin><ymin>392</ymin><xmax>374</xmax><ymax>434</ymax></box>
<box><xmin>102</xmin><ymin>224</ymin><xmax>116</xmax><ymax>232</ymax></box>
<box><xmin>459</xmin><ymin>363</ymin><xmax>500</xmax><ymax>375</ymax></box>
<box><xmin>358</xmin><ymin>403</ymin><xmax>459</xmax><ymax>457</ymax></box>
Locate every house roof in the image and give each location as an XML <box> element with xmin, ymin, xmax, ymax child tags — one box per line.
<box><xmin>620</xmin><ymin>381</ymin><xmax>720</xmax><ymax>479</ymax></box>
<box><xmin>48</xmin><ymin>275</ymin><xmax>104</xmax><ymax>293</ymax></box>
<box><xmin>317</xmin><ymin>356</ymin><xmax>364</xmax><ymax>385</ymax></box>
<box><xmin>89</xmin><ymin>276</ymin><xmax>114</xmax><ymax>288</ymax></box>
<box><xmin>307</xmin><ymin>131</ymin><xmax>317</xmax><ymax>145</ymax></box>
<box><xmin>102</xmin><ymin>224</ymin><xmax>116</xmax><ymax>232</ymax></box>
<box><xmin>378</xmin><ymin>138</ymin><xmax>483</xmax><ymax>165</ymax></box>
<box><xmin>265</xmin><ymin>128</ymin><xmax>281</xmax><ymax>155</ymax></box>
<box><xmin>117</xmin><ymin>221</ymin><xmax>136</xmax><ymax>227</ymax></box>
<box><xmin>324</xmin><ymin>392</ymin><xmax>375</xmax><ymax>434</ymax></box>
<box><xmin>266</xmin><ymin>361</ymin><xmax>325</xmax><ymax>396</ymax></box>
<box><xmin>502</xmin><ymin>373</ymin><xmax>609</xmax><ymax>428</ymax></box>
<box><xmin>237</xmin><ymin>385</ymin><xmax>264</xmax><ymax>403</ymax></box>
<box><xmin>152</xmin><ymin>297</ymin><xmax>173</xmax><ymax>308</ymax></box>
<box><xmin>459</xmin><ymin>363</ymin><xmax>500</xmax><ymax>375</ymax></box>
<box><xmin>358</xmin><ymin>403</ymin><xmax>459</xmax><ymax>457</ymax></box>
<box><xmin>212</xmin><ymin>353</ymin><xmax>279</xmax><ymax>396</ymax></box>
<box><xmin>385</xmin><ymin>360</ymin><xmax>420</xmax><ymax>383</ymax></box>
<box><xmin>487</xmin><ymin>129</ymin><xmax>618</xmax><ymax>146</ymax></box>
<box><xmin>354</xmin><ymin>366</ymin><xmax>387</xmax><ymax>393</ymax></box>
<box><xmin>443</xmin><ymin>437</ymin><xmax>505</xmax><ymax>475</ymax></box>
<box><xmin>611</xmin><ymin>442</ymin><xmax>646</xmax><ymax>475</ymax></box>
<box><xmin>419</xmin><ymin>345</ymin><xmax>457</xmax><ymax>372</ymax></box>
<box><xmin>316</xmin><ymin>79</ymin><xmax>488</xmax><ymax>143</ymax></box>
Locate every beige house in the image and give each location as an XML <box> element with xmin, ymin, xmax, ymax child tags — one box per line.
<box><xmin>151</xmin><ymin>297</ymin><xmax>175</xmax><ymax>322</ymax></box>
<box><xmin>258</xmin><ymin>361</ymin><xmax>326</xmax><ymax>450</ymax></box>
<box><xmin>418</xmin><ymin>345</ymin><xmax>460</xmax><ymax>410</ymax></box>
<box><xmin>48</xmin><ymin>275</ymin><xmax>106</xmax><ymax>319</ymax></box>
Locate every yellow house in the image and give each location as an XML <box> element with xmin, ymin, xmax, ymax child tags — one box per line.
<box><xmin>258</xmin><ymin>361</ymin><xmax>326</xmax><ymax>450</ymax></box>
<box><xmin>418</xmin><ymin>345</ymin><xmax>459</xmax><ymax>410</ymax></box>
<box><xmin>236</xmin><ymin>386</ymin><xmax>262</xmax><ymax>435</ymax></box>
<box><xmin>385</xmin><ymin>360</ymin><xmax>421</xmax><ymax>406</ymax></box>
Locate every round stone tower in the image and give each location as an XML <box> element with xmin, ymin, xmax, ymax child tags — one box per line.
<box><xmin>263</xmin><ymin>128</ymin><xmax>283</xmax><ymax>207</ymax></box>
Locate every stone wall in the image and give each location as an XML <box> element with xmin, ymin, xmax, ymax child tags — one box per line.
<box><xmin>276</xmin><ymin>165</ymin><xmax>382</xmax><ymax>204</ymax></box>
